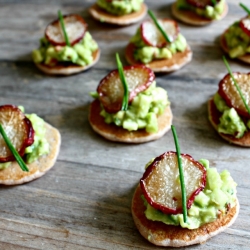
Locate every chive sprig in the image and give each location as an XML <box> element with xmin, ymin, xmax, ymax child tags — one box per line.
<box><xmin>222</xmin><ymin>56</ymin><xmax>250</xmax><ymax>115</ymax></box>
<box><xmin>58</xmin><ymin>10</ymin><xmax>70</xmax><ymax>47</ymax></box>
<box><xmin>0</xmin><ymin>124</ymin><xmax>29</xmax><ymax>172</ymax></box>
<box><xmin>171</xmin><ymin>125</ymin><xmax>187</xmax><ymax>223</ymax></box>
<box><xmin>239</xmin><ymin>3</ymin><xmax>250</xmax><ymax>15</ymax></box>
<box><xmin>211</xmin><ymin>0</ymin><xmax>217</xmax><ymax>6</ymax></box>
<box><xmin>116</xmin><ymin>53</ymin><xmax>129</xmax><ymax>111</ymax></box>
<box><xmin>148</xmin><ymin>10</ymin><xmax>171</xmax><ymax>43</ymax></box>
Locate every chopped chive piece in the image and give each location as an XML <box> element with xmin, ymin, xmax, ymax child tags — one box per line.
<box><xmin>223</xmin><ymin>56</ymin><xmax>250</xmax><ymax>115</ymax></box>
<box><xmin>58</xmin><ymin>10</ymin><xmax>70</xmax><ymax>47</ymax></box>
<box><xmin>148</xmin><ymin>10</ymin><xmax>171</xmax><ymax>43</ymax></box>
<box><xmin>211</xmin><ymin>0</ymin><xmax>217</xmax><ymax>6</ymax></box>
<box><xmin>89</xmin><ymin>91</ymin><xmax>99</xmax><ymax>99</ymax></box>
<box><xmin>0</xmin><ymin>124</ymin><xmax>29</xmax><ymax>172</ymax></box>
<box><xmin>116</xmin><ymin>53</ymin><xmax>129</xmax><ymax>111</ymax></box>
<box><xmin>171</xmin><ymin>125</ymin><xmax>187</xmax><ymax>223</ymax></box>
<box><xmin>239</xmin><ymin>3</ymin><xmax>250</xmax><ymax>15</ymax></box>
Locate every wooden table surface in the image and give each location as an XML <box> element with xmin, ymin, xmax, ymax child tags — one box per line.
<box><xmin>0</xmin><ymin>0</ymin><xmax>249</xmax><ymax>249</ymax></box>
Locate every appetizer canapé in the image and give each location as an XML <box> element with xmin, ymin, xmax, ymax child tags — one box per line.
<box><xmin>89</xmin><ymin>63</ymin><xmax>172</xmax><ymax>143</ymax></box>
<box><xmin>220</xmin><ymin>3</ymin><xmax>250</xmax><ymax>64</ymax></box>
<box><xmin>0</xmin><ymin>105</ymin><xmax>61</xmax><ymax>185</ymax></box>
<box><xmin>89</xmin><ymin>0</ymin><xmax>147</xmax><ymax>25</ymax></box>
<box><xmin>208</xmin><ymin>68</ymin><xmax>250</xmax><ymax>147</ymax></box>
<box><xmin>172</xmin><ymin>0</ymin><xmax>228</xmax><ymax>26</ymax></box>
<box><xmin>125</xmin><ymin>12</ymin><xmax>192</xmax><ymax>72</ymax></box>
<box><xmin>32</xmin><ymin>12</ymin><xmax>100</xmax><ymax>75</ymax></box>
<box><xmin>132</xmin><ymin>152</ymin><xmax>239</xmax><ymax>247</ymax></box>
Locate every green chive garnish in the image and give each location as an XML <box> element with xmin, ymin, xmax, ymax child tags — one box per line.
<box><xmin>239</xmin><ymin>3</ymin><xmax>250</xmax><ymax>15</ymax></box>
<box><xmin>171</xmin><ymin>125</ymin><xmax>187</xmax><ymax>223</ymax></box>
<box><xmin>148</xmin><ymin>10</ymin><xmax>171</xmax><ymax>43</ymax></box>
<box><xmin>223</xmin><ymin>56</ymin><xmax>250</xmax><ymax>115</ymax></box>
<box><xmin>211</xmin><ymin>0</ymin><xmax>217</xmax><ymax>6</ymax></box>
<box><xmin>0</xmin><ymin>124</ymin><xmax>29</xmax><ymax>172</ymax></box>
<box><xmin>116</xmin><ymin>53</ymin><xmax>129</xmax><ymax>111</ymax></box>
<box><xmin>58</xmin><ymin>10</ymin><xmax>70</xmax><ymax>47</ymax></box>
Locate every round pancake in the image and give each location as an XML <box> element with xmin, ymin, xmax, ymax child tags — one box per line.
<box><xmin>89</xmin><ymin>99</ymin><xmax>173</xmax><ymax>143</ymax></box>
<box><xmin>89</xmin><ymin>3</ymin><xmax>147</xmax><ymax>25</ymax></box>
<box><xmin>171</xmin><ymin>1</ymin><xmax>228</xmax><ymax>26</ymax></box>
<box><xmin>0</xmin><ymin>122</ymin><xmax>61</xmax><ymax>185</ymax></box>
<box><xmin>125</xmin><ymin>43</ymin><xmax>192</xmax><ymax>73</ymax></box>
<box><xmin>132</xmin><ymin>184</ymin><xmax>239</xmax><ymax>247</ymax></box>
<box><xmin>35</xmin><ymin>48</ymin><xmax>100</xmax><ymax>75</ymax></box>
<box><xmin>208</xmin><ymin>98</ymin><xmax>250</xmax><ymax>147</ymax></box>
<box><xmin>220</xmin><ymin>31</ymin><xmax>250</xmax><ymax>64</ymax></box>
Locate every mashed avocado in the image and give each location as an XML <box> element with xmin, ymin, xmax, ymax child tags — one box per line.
<box><xmin>130</xmin><ymin>29</ymin><xmax>187</xmax><ymax>64</ymax></box>
<box><xmin>0</xmin><ymin>107</ymin><xmax>49</xmax><ymax>170</ymax></box>
<box><xmin>93</xmin><ymin>82</ymin><xmax>170</xmax><ymax>132</ymax></box>
<box><xmin>0</xmin><ymin>162</ymin><xmax>11</xmax><ymax>170</ymax></box>
<box><xmin>32</xmin><ymin>31</ymin><xmax>98</xmax><ymax>67</ymax></box>
<box><xmin>143</xmin><ymin>159</ymin><xmax>237</xmax><ymax>229</ymax></box>
<box><xmin>224</xmin><ymin>21</ymin><xmax>250</xmax><ymax>58</ymax></box>
<box><xmin>213</xmin><ymin>92</ymin><xmax>249</xmax><ymax>138</ymax></box>
<box><xmin>24</xmin><ymin>113</ymin><xmax>49</xmax><ymax>163</ymax></box>
<box><xmin>176</xmin><ymin>0</ymin><xmax>225</xmax><ymax>19</ymax></box>
<box><xmin>97</xmin><ymin>0</ymin><xmax>143</xmax><ymax>16</ymax></box>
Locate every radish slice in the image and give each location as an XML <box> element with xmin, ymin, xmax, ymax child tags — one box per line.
<box><xmin>97</xmin><ymin>65</ymin><xmax>155</xmax><ymax>113</ymax></box>
<box><xmin>0</xmin><ymin>105</ymin><xmax>34</xmax><ymax>162</ymax></box>
<box><xmin>140</xmin><ymin>151</ymin><xmax>206</xmax><ymax>215</ymax></box>
<box><xmin>141</xmin><ymin>19</ymin><xmax>179</xmax><ymax>48</ymax></box>
<box><xmin>218</xmin><ymin>72</ymin><xmax>250</xmax><ymax>118</ymax></box>
<box><xmin>240</xmin><ymin>16</ymin><xmax>250</xmax><ymax>36</ymax></box>
<box><xmin>186</xmin><ymin>0</ymin><xmax>219</xmax><ymax>8</ymax></box>
<box><xmin>45</xmin><ymin>14</ymin><xmax>87</xmax><ymax>46</ymax></box>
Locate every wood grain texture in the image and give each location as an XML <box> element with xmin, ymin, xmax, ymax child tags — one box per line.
<box><xmin>0</xmin><ymin>0</ymin><xmax>250</xmax><ymax>249</ymax></box>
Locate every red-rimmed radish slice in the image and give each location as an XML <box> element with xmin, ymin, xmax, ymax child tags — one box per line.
<box><xmin>45</xmin><ymin>14</ymin><xmax>87</xmax><ymax>46</ymax></box>
<box><xmin>239</xmin><ymin>16</ymin><xmax>250</xmax><ymax>36</ymax></box>
<box><xmin>218</xmin><ymin>72</ymin><xmax>250</xmax><ymax>118</ymax></box>
<box><xmin>0</xmin><ymin>105</ymin><xmax>35</xmax><ymax>162</ymax></box>
<box><xmin>97</xmin><ymin>65</ymin><xmax>155</xmax><ymax>113</ymax></box>
<box><xmin>140</xmin><ymin>151</ymin><xmax>206</xmax><ymax>215</ymax></box>
<box><xmin>141</xmin><ymin>19</ymin><xmax>179</xmax><ymax>47</ymax></box>
<box><xmin>186</xmin><ymin>0</ymin><xmax>220</xmax><ymax>8</ymax></box>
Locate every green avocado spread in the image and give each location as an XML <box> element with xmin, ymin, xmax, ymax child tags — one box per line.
<box><xmin>0</xmin><ymin>107</ymin><xmax>49</xmax><ymax>170</ymax></box>
<box><xmin>130</xmin><ymin>29</ymin><xmax>187</xmax><ymax>64</ymax></box>
<box><xmin>97</xmin><ymin>0</ymin><xmax>143</xmax><ymax>16</ymax></box>
<box><xmin>143</xmin><ymin>159</ymin><xmax>237</xmax><ymax>229</ymax></box>
<box><xmin>224</xmin><ymin>21</ymin><xmax>250</xmax><ymax>58</ymax></box>
<box><xmin>176</xmin><ymin>0</ymin><xmax>225</xmax><ymax>20</ymax></box>
<box><xmin>93</xmin><ymin>81</ymin><xmax>170</xmax><ymax>133</ymax></box>
<box><xmin>32</xmin><ymin>31</ymin><xmax>98</xmax><ymax>67</ymax></box>
<box><xmin>213</xmin><ymin>92</ymin><xmax>250</xmax><ymax>138</ymax></box>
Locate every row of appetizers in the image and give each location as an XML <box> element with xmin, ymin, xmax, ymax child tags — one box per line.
<box><xmin>0</xmin><ymin>0</ymin><xmax>249</xmax><ymax>248</ymax></box>
<box><xmin>89</xmin><ymin>0</ymin><xmax>227</xmax><ymax>26</ymax></box>
<box><xmin>32</xmin><ymin>1</ymin><xmax>250</xmax><ymax>76</ymax></box>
